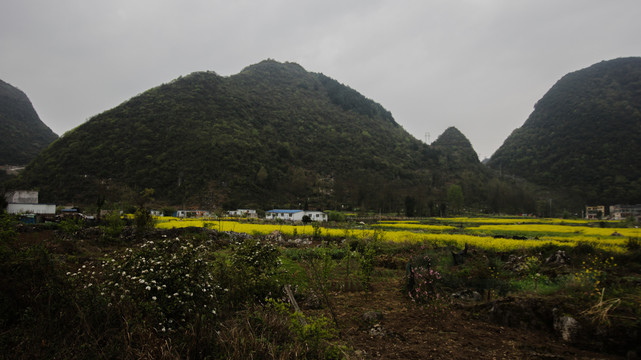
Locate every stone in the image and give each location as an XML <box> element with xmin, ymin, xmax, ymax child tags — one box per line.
<box><xmin>369</xmin><ymin>324</ymin><xmax>386</xmax><ymax>337</ymax></box>
<box><xmin>545</xmin><ymin>250</ymin><xmax>569</xmax><ymax>265</ymax></box>
<box><xmin>451</xmin><ymin>289</ymin><xmax>482</xmax><ymax>302</ymax></box>
<box><xmin>553</xmin><ymin>308</ymin><xmax>582</xmax><ymax>343</ymax></box>
<box><xmin>362</xmin><ymin>310</ymin><xmax>384</xmax><ymax>324</ymax></box>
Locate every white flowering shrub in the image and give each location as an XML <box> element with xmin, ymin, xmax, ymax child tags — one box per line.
<box><xmin>70</xmin><ymin>235</ymin><xmax>222</xmax><ymax>333</ymax></box>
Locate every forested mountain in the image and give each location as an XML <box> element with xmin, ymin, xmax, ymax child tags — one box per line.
<box><xmin>11</xmin><ymin>60</ymin><xmax>451</xmax><ymax>211</ymax></box>
<box><xmin>430</xmin><ymin>127</ymin><xmax>489</xmax><ymax>208</ymax></box>
<box><xmin>431</xmin><ymin>127</ymin><xmax>481</xmax><ymax>169</ymax></box>
<box><xmin>0</xmin><ymin>80</ymin><xmax>58</xmax><ymax>165</ymax></box>
<box><xmin>488</xmin><ymin>57</ymin><xmax>641</xmax><ymax>205</ymax></box>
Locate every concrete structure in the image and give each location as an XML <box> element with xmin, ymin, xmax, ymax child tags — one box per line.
<box><xmin>5</xmin><ymin>190</ymin><xmax>56</xmax><ymax>222</ymax></box>
<box><xmin>228</xmin><ymin>209</ymin><xmax>257</xmax><ymax>218</ymax></box>
<box><xmin>4</xmin><ymin>190</ymin><xmax>38</xmax><ymax>204</ymax></box>
<box><xmin>609</xmin><ymin>204</ymin><xmax>641</xmax><ymax>220</ymax></box>
<box><xmin>265</xmin><ymin>209</ymin><xmax>328</xmax><ymax>222</ymax></box>
<box><xmin>174</xmin><ymin>209</ymin><xmax>210</xmax><ymax>218</ymax></box>
<box><xmin>585</xmin><ymin>205</ymin><xmax>605</xmax><ymax>220</ymax></box>
<box><xmin>7</xmin><ymin>203</ymin><xmax>56</xmax><ymax>215</ymax></box>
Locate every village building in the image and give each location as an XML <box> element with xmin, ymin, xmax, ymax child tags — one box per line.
<box><xmin>609</xmin><ymin>204</ymin><xmax>641</xmax><ymax>221</ymax></box>
<box><xmin>265</xmin><ymin>209</ymin><xmax>328</xmax><ymax>222</ymax></box>
<box><xmin>227</xmin><ymin>209</ymin><xmax>258</xmax><ymax>218</ymax></box>
<box><xmin>585</xmin><ymin>205</ymin><xmax>605</xmax><ymax>220</ymax></box>
<box><xmin>4</xmin><ymin>190</ymin><xmax>56</xmax><ymax>223</ymax></box>
<box><xmin>174</xmin><ymin>209</ymin><xmax>210</xmax><ymax>218</ymax></box>
<box><xmin>6</xmin><ymin>203</ymin><xmax>56</xmax><ymax>215</ymax></box>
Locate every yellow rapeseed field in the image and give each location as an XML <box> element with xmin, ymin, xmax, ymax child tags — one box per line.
<box><xmin>465</xmin><ymin>224</ymin><xmax>638</xmax><ymax>237</ymax></box>
<box><xmin>434</xmin><ymin>217</ymin><xmax>600</xmax><ymax>225</ymax></box>
<box><xmin>155</xmin><ymin>217</ymin><xmax>631</xmax><ymax>253</ymax></box>
<box><xmin>371</xmin><ymin>223</ymin><xmax>455</xmax><ymax>232</ymax></box>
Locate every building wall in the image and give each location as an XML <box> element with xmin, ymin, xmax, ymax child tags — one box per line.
<box><xmin>4</xmin><ymin>190</ymin><xmax>38</xmax><ymax>204</ymax></box>
<box><xmin>609</xmin><ymin>204</ymin><xmax>641</xmax><ymax>220</ymax></box>
<box><xmin>229</xmin><ymin>209</ymin><xmax>257</xmax><ymax>217</ymax></box>
<box><xmin>585</xmin><ymin>205</ymin><xmax>605</xmax><ymax>219</ymax></box>
<box><xmin>266</xmin><ymin>210</ymin><xmax>327</xmax><ymax>222</ymax></box>
<box><xmin>174</xmin><ymin>210</ymin><xmax>210</xmax><ymax>218</ymax></box>
<box><xmin>7</xmin><ymin>203</ymin><xmax>56</xmax><ymax>215</ymax></box>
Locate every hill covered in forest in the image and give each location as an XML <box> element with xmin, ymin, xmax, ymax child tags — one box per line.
<box><xmin>0</xmin><ymin>80</ymin><xmax>58</xmax><ymax>165</ymax></box>
<box><xmin>488</xmin><ymin>57</ymin><xmax>641</xmax><ymax>206</ymax></box>
<box><xmin>12</xmin><ymin>60</ymin><xmax>467</xmax><ymax>212</ymax></box>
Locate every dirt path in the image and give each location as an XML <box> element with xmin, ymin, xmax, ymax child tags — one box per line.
<box><xmin>326</xmin><ymin>276</ymin><xmax>622</xmax><ymax>360</ymax></box>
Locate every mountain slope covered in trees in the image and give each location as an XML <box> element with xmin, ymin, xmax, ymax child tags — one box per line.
<box><xmin>488</xmin><ymin>57</ymin><xmax>641</xmax><ymax>205</ymax></box>
<box><xmin>13</xmin><ymin>60</ymin><xmax>450</xmax><ymax>211</ymax></box>
<box><xmin>0</xmin><ymin>80</ymin><xmax>58</xmax><ymax>165</ymax></box>
<box><xmin>8</xmin><ymin>60</ymin><xmax>549</xmax><ymax>214</ymax></box>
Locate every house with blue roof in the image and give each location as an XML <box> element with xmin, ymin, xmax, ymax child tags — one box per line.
<box><xmin>265</xmin><ymin>209</ymin><xmax>327</xmax><ymax>222</ymax></box>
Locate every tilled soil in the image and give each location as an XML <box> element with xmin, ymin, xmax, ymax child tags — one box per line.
<box><xmin>324</xmin><ymin>277</ymin><xmax>623</xmax><ymax>360</ymax></box>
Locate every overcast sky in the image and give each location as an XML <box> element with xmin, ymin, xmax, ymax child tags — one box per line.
<box><xmin>2</xmin><ymin>1</ymin><xmax>640</xmax><ymax>160</ymax></box>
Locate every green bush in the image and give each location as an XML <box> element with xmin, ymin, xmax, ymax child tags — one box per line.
<box><xmin>0</xmin><ymin>212</ymin><xmax>16</xmax><ymax>242</ymax></box>
<box><xmin>100</xmin><ymin>211</ymin><xmax>124</xmax><ymax>243</ymax></box>
<box><xmin>0</xmin><ymin>213</ymin><xmax>16</xmax><ymax>256</ymax></box>
<box><xmin>625</xmin><ymin>236</ymin><xmax>640</xmax><ymax>251</ymax></box>
<box><xmin>133</xmin><ymin>207</ymin><xmax>156</xmax><ymax>238</ymax></box>
<box><xmin>58</xmin><ymin>217</ymin><xmax>84</xmax><ymax>236</ymax></box>
<box><xmin>327</xmin><ymin>211</ymin><xmax>346</xmax><ymax>222</ymax></box>
<box><xmin>218</xmin><ymin>301</ymin><xmax>345</xmax><ymax>359</ymax></box>
<box><xmin>224</xmin><ymin>237</ymin><xmax>283</xmax><ymax>304</ymax></box>
<box><xmin>269</xmin><ymin>299</ymin><xmax>344</xmax><ymax>359</ymax></box>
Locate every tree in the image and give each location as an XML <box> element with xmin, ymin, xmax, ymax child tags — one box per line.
<box><xmin>256</xmin><ymin>166</ymin><xmax>268</xmax><ymax>184</ymax></box>
<box><xmin>447</xmin><ymin>184</ymin><xmax>464</xmax><ymax>215</ymax></box>
<box><xmin>404</xmin><ymin>196</ymin><xmax>416</xmax><ymax>217</ymax></box>
<box><xmin>137</xmin><ymin>188</ymin><xmax>155</xmax><ymax>209</ymax></box>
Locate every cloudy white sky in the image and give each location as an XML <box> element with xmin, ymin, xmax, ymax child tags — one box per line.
<box><xmin>2</xmin><ymin>0</ymin><xmax>640</xmax><ymax>159</ymax></box>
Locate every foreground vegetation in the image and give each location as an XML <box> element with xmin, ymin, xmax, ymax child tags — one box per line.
<box><xmin>1</xmin><ymin>212</ymin><xmax>640</xmax><ymax>358</ymax></box>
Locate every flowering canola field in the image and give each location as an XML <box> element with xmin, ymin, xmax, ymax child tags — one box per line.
<box><xmin>156</xmin><ymin>217</ymin><xmax>632</xmax><ymax>253</ymax></box>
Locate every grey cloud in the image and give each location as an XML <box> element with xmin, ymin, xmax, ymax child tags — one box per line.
<box><xmin>1</xmin><ymin>0</ymin><xmax>640</xmax><ymax>158</ymax></box>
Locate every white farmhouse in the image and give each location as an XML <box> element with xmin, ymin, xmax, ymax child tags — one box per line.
<box><xmin>6</xmin><ymin>203</ymin><xmax>56</xmax><ymax>215</ymax></box>
<box><xmin>265</xmin><ymin>209</ymin><xmax>328</xmax><ymax>222</ymax></box>
<box><xmin>5</xmin><ymin>190</ymin><xmax>56</xmax><ymax>216</ymax></box>
<box><xmin>228</xmin><ymin>209</ymin><xmax>258</xmax><ymax>218</ymax></box>
<box><xmin>174</xmin><ymin>209</ymin><xmax>210</xmax><ymax>218</ymax></box>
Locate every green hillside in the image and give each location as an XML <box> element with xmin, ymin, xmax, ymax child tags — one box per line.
<box><xmin>431</xmin><ymin>126</ymin><xmax>481</xmax><ymax>170</ymax></box>
<box><xmin>0</xmin><ymin>80</ymin><xmax>58</xmax><ymax>165</ymax></box>
<box><xmin>13</xmin><ymin>60</ymin><xmax>450</xmax><ymax>211</ymax></box>
<box><xmin>488</xmin><ymin>57</ymin><xmax>641</xmax><ymax>205</ymax></box>
<box><xmin>430</xmin><ymin>127</ymin><xmax>491</xmax><ymax>210</ymax></box>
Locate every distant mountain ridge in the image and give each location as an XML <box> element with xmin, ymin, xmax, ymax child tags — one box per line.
<box><xmin>0</xmin><ymin>80</ymin><xmax>58</xmax><ymax>165</ymax></box>
<box><xmin>488</xmin><ymin>57</ymin><xmax>641</xmax><ymax>205</ymax></box>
